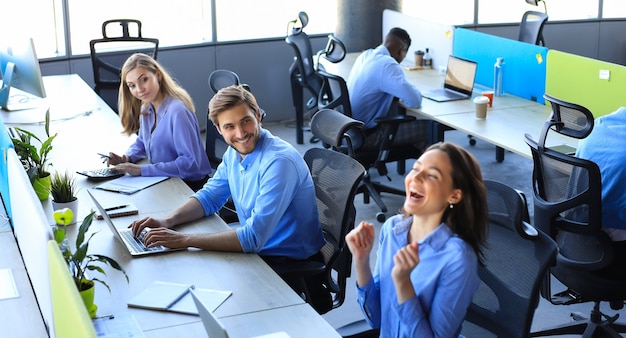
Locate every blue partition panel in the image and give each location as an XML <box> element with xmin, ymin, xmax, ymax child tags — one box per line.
<box><xmin>1</xmin><ymin>118</ymin><xmax>13</xmax><ymax>221</ymax></box>
<box><xmin>453</xmin><ymin>28</ymin><xmax>548</xmax><ymax>103</ymax></box>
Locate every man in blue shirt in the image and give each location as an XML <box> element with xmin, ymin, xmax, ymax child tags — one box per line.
<box><xmin>347</xmin><ymin>27</ymin><xmax>429</xmax><ymax>151</ymax></box>
<box><xmin>576</xmin><ymin>107</ymin><xmax>626</xmax><ymax>278</ymax></box>
<box><xmin>130</xmin><ymin>85</ymin><xmax>329</xmax><ymax>309</ymax></box>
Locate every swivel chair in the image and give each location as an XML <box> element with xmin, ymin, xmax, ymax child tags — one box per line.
<box><xmin>286</xmin><ymin>11</ymin><xmax>324</xmax><ymax>144</ymax></box>
<box><xmin>461</xmin><ymin>180</ymin><xmax>557</xmax><ymax>338</ymax></box>
<box><xmin>525</xmin><ymin>94</ymin><xmax>626</xmax><ymax>337</ymax></box>
<box><xmin>518</xmin><ymin>11</ymin><xmax>549</xmax><ymax>46</ymax></box>
<box><xmin>316</xmin><ymin>68</ymin><xmax>419</xmax><ymax>222</ymax></box>
<box><xmin>89</xmin><ymin>19</ymin><xmax>159</xmax><ymax>113</ymax></box>
<box><xmin>272</xmin><ymin>108</ymin><xmax>365</xmax><ymax>315</ymax></box>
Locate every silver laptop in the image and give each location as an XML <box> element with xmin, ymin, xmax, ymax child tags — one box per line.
<box><xmin>422</xmin><ymin>55</ymin><xmax>478</xmax><ymax>102</ymax></box>
<box><xmin>191</xmin><ymin>290</ymin><xmax>291</xmax><ymax>338</ymax></box>
<box><xmin>87</xmin><ymin>190</ymin><xmax>183</xmax><ymax>257</ymax></box>
<box><xmin>191</xmin><ymin>289</ymin><xmax>230</xmax><ymax>338</ymax></box>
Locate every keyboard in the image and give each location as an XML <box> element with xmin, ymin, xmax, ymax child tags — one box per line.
<box><xmin>121</xmin><ymin>229</ymin><xmax>165</xmax><ymax>253</ymax></box>
<box><xmin>76</xmin><ymin>167</ymin><xmax>124</xmax><ymax>181</ymax></box>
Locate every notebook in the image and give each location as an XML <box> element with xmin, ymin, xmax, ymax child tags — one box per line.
<box><xmin>94</xmin><ymin>175</ymin><xmax>169</xmax><ymax>194</ymax></box>
<box><xmin>87</xmin><ymin>190</ymin><xmax>184</xmax><ymax>257</ymax></box>
<box><xmin>422</xmin><ymin>55</ymin><xmax>478</xmax><ymax>102</ymax></box>
<box><xmin>191</xmin><ymin>290</ymin><xmax>290</xmax><ymax>338</ymax></box>
<box><xmin>95</xmin><ymin>202</ymin><xmax>139</xmax><ymax>220</ymax></box>
<box><xmin>129</xmin><ymin>281</ymin><xmax>231</xmax><ymax>315</ymax></box>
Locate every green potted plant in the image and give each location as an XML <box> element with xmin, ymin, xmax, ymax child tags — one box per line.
<box><xmin>50</xmin><ymin>171</ymin><xmax>79</xmax><ymax>224</ymax></box>
<box><xmin>10</xmin><ymin>110</ymin><xmax>57</xmax><ymax>200</ymax></box>
<box><xmin>53</xmin><ymin>208</ymin><xmax>129</xmax><ymax>318</ymax></box>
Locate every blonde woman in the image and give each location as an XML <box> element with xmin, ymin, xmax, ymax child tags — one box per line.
<box><xmin>106</xmin><ymin>53</ymin><xmax>211</xmax><ymax>191</ymax></box>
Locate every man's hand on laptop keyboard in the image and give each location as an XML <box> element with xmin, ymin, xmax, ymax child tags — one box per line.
<box><xmin>142</xmin><ymin>227</ymin><xmax>190</xmax><ymax>249</ymax></box>
<box><xmin>129</xmin><ymin>216</ymin><xmax>168</xmax><ymax>238</ymax></box>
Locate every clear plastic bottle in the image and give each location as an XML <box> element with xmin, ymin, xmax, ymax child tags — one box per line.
<box><xmin>494</xmin><ymin>57</ymin><xmax>504</xmax><ymax>96</ymax></box>
<box><xmin>423</xmin><ymin>48</ymin><xmax>432</xmax><ymax>68</ymax></box>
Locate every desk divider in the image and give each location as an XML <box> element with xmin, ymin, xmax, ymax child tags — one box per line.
<box><xmin>545</xmin><ymin>50</ymin><xmax>626</xmax><ymax>117</ymax></box>
<box><xmin>0</xmin><ymin>118</ymin><xmax>12</xmax><ymax>221</ymax></box>
<box><xmin>453</xmin><ymin>28</ymin><xmax>548</xmax><ymax>104</ymax></box>
<box><xmin>382</xmin><ymin>9</ymin><xmax>454</xmax><ymax>71</ymax></box>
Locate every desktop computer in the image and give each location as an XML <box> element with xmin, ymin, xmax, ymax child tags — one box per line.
<box><xmin>0</xmin><ymin>37</ymin><xmax>47</xmax><ymax>111</ymax></box>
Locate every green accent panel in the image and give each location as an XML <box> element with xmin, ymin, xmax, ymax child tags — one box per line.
<box><xmin>546</xmin><ymin>50</ymin><xmax>626</xmax><ymax>117</ymax></box>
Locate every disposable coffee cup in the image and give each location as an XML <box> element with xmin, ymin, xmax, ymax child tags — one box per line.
<box><xmin>473</xmin><ymin>96</ymin><xmax>489</xmax><ymax>120</ymax></box>
<box><xmin>482</xmin><ymin>90</ymin><xmax>494</xmax><ymax>107</ymax></box>
<box><xmin>415</xmin><ymin>50</ymin><xmax>424</xmax><ymax>67</ymax></box>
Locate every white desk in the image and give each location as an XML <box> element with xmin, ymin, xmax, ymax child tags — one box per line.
<box><xmin>321</xmin><ymin>53</ymin><xmax>575</xmax><ymax>160</ymax></box>
<box><xmin>3</xmin><ymin>74</ymin><xmax>340</xmax><ymax>337</ymax></box>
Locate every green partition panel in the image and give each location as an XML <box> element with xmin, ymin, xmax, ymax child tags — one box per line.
<box><xmin>546</xmin><ymin>50</ymin><xmax>626</xmax><ymax>117</ymax></box>
<box><xmin>453</xmin><ymin>27</ymin><xmax>548</xmax><ymax>103</ymax></box>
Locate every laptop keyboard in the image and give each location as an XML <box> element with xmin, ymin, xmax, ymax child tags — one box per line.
<box><xmin>77</xmin><ymin>167</ymin><xmax>124</xmax><ymax>180</ymax></box>
<box><xmin>121</xmin><ymin>229</ymin><xmax>165</xmax><ymax>253</ymax></box>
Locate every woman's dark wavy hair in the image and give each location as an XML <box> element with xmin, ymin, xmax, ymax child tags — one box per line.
<box><xmin>404</xmin><ymin>142</ymin><xmax>488</xmax><ymax>265</ymax></box>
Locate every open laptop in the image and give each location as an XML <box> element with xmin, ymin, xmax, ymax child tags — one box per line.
<box><xmin>191</xmin><ymin>290</ymin><xmax>291</xmax><ymax>338</ymax></box>
<box><xmin>422</xmin><ymin>55</ymin><xmax>478</xmax><ymax>102</ymax></box>
<box><xmin>87</xmin><ymin>190</ymin><xmax>184</xmax><ymax>257</ymax></box>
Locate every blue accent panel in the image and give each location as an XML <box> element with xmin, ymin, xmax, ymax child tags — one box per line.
<box><xmin>453</xmin><ymin>28</ymin><xmax>548</xmax><ymax>103</ymax></box>
<box><xmin>0</xmin><ymin>118</ymin><xmax>13</xmax><ymax>221</ymax></box>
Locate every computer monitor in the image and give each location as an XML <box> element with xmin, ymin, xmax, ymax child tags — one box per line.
<box><xmin>0</xmin><ymin>37</ymin><xmax>47</xmax><ymax>111</ymax></box>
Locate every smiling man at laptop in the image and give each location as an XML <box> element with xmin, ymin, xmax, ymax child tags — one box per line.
<box><xmin>129</xmin><ymin>85</ymin><xmax>331</xmax><ymax>313</ymax></box>
<box><xmin>347</xmin><ymin>27</ymin><xmax>430</xmax><ymax>151</ymax></box>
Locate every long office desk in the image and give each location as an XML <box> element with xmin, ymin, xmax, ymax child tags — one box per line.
<box><xmin>2</xmin><ymin>74</ymin><xmax>340</xmax><ymax>337</ymax></box>
<box><xmin>322</xmin><ymin>53</ymin><xmax>575</xmax><ymax>160</ymax></box>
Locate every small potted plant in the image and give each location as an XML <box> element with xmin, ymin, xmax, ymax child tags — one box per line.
<box><xmin>53</xmin><ymin>208</ymin><xmax>129</xmax><ymax>318</ymax></box>
<box><xmin>11</xmin><ymin>110</ymin><xmax>57</xmax><ymax>200</ymax></box>
<box><xmin>50</xmin><ymin>171</ymin><xmax>79</xmax><ymax>223</ymax></box>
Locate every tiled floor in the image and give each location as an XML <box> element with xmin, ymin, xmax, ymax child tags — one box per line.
<box><xmin>262</xmin><ymin>119</ymin><xmax>626</xmax><ymax>337</ymax></box>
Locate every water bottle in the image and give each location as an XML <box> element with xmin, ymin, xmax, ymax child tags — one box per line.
<box><xmin>494</xmin><ymin>57</ymin><xmax>504</xmax><ymax>96</ymax></box>
<box><xmin>423</xmin><ymin>48</ymin><xmax>432</xmax><ymax>68</ymax></box>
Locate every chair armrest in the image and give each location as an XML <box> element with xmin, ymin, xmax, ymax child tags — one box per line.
<box><xmin>374</xmin><ymin>114</ymin><xmax>416</xmax><ymax>125</ymax></box>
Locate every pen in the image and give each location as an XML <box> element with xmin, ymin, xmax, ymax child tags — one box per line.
<box><xmin>105</xmin><ymin>204</ymin><xmax>129</xmax><ymax>211</ymax></box>
<box><xmin>165</xmin><ymin>285</ymin><xmax>195</xmax><ymax>309</ymax></box>
<box><xmin>97</xmin><ymin>152</ymin><xmax>111</xmax><ymax>159</ymax></box>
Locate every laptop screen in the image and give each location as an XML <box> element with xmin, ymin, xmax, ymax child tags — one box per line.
<box><xmin>443</xmin><ymin>55</ymin><xmax>478</xmax><ymax>95</ymax></box>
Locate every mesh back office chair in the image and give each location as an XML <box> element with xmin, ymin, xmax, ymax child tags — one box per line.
<box><xmin>286</xmin><ymin>11</ymin><xmax>324</xmax><ymax>144</ymax></box>
<box><xmin>461</xmin><ymin>180</ymin><xmax>557</xmax><ymax>338</ymax></box>
<box><xmin>518</xmin><ymin>11</ymin><xmax>549</xmax><ymax>46</ymax></box>
<box><xmin>273</xmin><ymin>108</ymin><xmax>365</xmax><ymax>315</ymax></box>
<box><xmin>525</xmin><ymin>94</ymin><xmax>626</xmax><ymax>337</ymax></box>
<box><xmin>89</xmin><ymin>19</ymin><xmax>159</xmax><ymax>113</ymax></box>
<box><xmin>316</xmin><ymin>66</ymin><xmax>418</xmax><ymax>222</ymax></box>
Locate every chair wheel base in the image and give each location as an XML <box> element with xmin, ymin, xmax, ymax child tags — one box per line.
<box><xmin>376</xmin><ymin>212</ymin><xmax>386</xmax><ymax>223</ymax></box>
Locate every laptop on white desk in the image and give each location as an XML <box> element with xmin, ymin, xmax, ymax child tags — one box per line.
<box><xmin>87</xmin><ymin>189</ymin><xmax>184</xmax><ymax>257</ymax></box>
<box><xmin>422</xmin><ymin>55</ymin><xmax>478</xmax><ymax>102</ymax></box>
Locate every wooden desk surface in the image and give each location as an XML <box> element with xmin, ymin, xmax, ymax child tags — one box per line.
<box><xmin>4</xmin><ymin>74</ymin><xmax>336</xmax><ymax>337</ymax></box>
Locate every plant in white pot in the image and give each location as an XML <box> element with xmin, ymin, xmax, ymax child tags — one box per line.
<box><xmin>53</xmin><ymin>208</ymin><xmax>129</xmax><ymax>318</ymax></box>
<box><xmin>50</xmin><ymin>171</ymin><xmax>79</xmax><ymax>224</ymax></box>
<box><xmin>10</xmin><ymin>110</ymin><xmax>57</xmax><ymax>200</ymax></box>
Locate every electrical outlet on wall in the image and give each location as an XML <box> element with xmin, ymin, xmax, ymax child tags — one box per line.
<box><xmin>599</xmin><ymin>69</ymin><xmax>610</xmax><ymax>80</ymax></box>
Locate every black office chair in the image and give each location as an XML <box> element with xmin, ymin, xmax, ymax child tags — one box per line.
<box><xmin>272</xmin><ymin>108</ymin><xmax>365</xmax><ymax>315</ymax></box>
<box><xmin>525</xmin><ymin>94</ymin><xmax>626</xmax><ymax>337</ymax></box>
<box><xmin>89</xmin><ymin>19</ymin><xmax>159</xmax><ymax>113</ymax></box>
<box><xmin>286</xmin><ymin>11</ymin><xmax>324</xmax><ymax>145</ymax></box>
<box><xmin>518</xmin><ymin>11</ymin><xmax>549</xmax><ymax>46</ymax></box>
<box><xmin>461</xmin><ymin>179</ymin><xmax>557</xmax><ymax>338</ymax></box>
<box><xmin>316</xmin><ymin>68</ymin><xmax>419</xmax><ymax>222</ymax></box>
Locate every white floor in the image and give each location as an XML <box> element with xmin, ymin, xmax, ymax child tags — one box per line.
<box><xmin>263</xmin><ymin>119</ymin><xmax>626</xmax><ymax>337</ymax></box>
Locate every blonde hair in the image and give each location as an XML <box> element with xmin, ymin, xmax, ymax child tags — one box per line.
<box><xmin>118</xmin><ymin>53</ymin><xmax>195</xmax><ymax>135</ymax></box>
